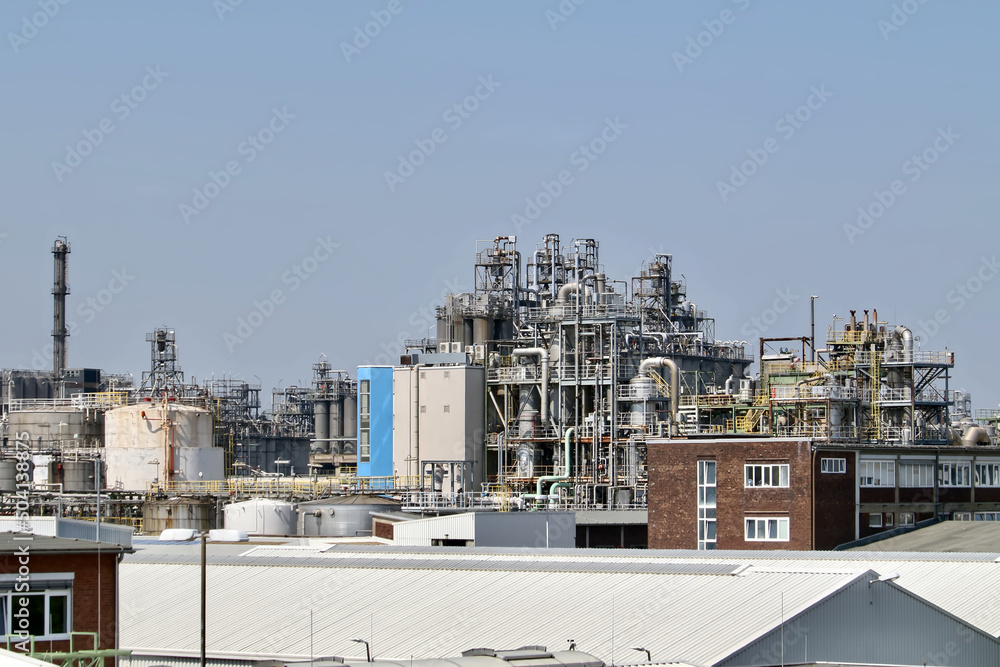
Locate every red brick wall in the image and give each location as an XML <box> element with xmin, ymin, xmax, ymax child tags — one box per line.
<box><xmin>649</xmin><ymin>439</ymin><xmax>814</xmax><ymax>550</ymax></box>
<box><xmin>0</xmin><ymin>550</ymin><xmax>119</xmax><ymax>652</ymax></box>
<box><xmin>813</xmin><ymin>451</ymin><xmax>857</xmax><ymax>549</ymax></box>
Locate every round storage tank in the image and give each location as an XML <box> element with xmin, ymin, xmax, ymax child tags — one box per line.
<box><xmin>105</xmin><ymin>402</ymin><xmax>213</xmax><ymax>450</ymax></box>
<box><xmin>143</xmin><ymin>497</ymin><xmax>216</xmax><ymax>534</ymax></box>
<box><xmin>297</xmin><ymin>495</ymin><xmax>402</xmax><ymax>537</ymax></box>
<box><xmin>0</xmin><ymin>460</ymin><xmax>29</xmax><ymax>493</ymax></box>
<box><xmin>49</xmin><ymin>459</ymin><xmax>102</xmax><ymax>492</ymax></box>
<box><xmin>224</xmin><ymin>498</ymin><xmax>297</xmax><ymax>536</ymax></box>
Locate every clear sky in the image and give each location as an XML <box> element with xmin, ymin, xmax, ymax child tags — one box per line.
<box><xmin>1</xmin><ymin>1</ymin><xmax>997</xmax><ymax>411</ymax></box>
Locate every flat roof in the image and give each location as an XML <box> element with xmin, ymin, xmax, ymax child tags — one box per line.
<box><xmin>0</xmin><ymin>533</ymin><xmax>133</xmax><ymax>554</ymax></box>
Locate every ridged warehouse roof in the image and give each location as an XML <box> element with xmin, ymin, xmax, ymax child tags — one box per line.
<box><xmin>120</xmin><ymin>550</ymin><xmax>867</xmax><ymax>666</ymax></box>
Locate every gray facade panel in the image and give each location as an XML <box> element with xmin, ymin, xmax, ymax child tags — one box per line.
<box><xmin>475</xmin><ymin>512</ymin><xmax>575</xmax><ymax>548</ymax></box>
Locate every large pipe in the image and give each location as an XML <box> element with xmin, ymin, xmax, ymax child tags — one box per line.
<box><xmin>638</xmin><ymin>357</ymin><xmax>679</xmax><ymax>436</ymax></box>
<box><xmin>411</xmin><ymin>364</ymin><xmax>424</xmax><ymax>481</ymax></box>
<box><xmin>556</xmin><ymin>274</ymin><xmax>596</xmax><ymax>303</ymax></box>
<box><xmin>894</xmin><ymin>325</ymin><xmax>913</xmax><ymax>361</ymax></box>
<box><xmin>512</xmin><ymin>348</ymin><xmax>549</xmax><ymax>423</ymax></box>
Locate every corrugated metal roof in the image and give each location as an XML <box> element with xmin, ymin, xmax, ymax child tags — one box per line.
<box><xmin>851</xmin><ymin>521</ymin><xmax>1000</xmax><ymax>552</ymax></box>
<box><xmin>120</xmin><ymin>556</ymin><xmax>864</xmax><ymax>666</ymax></box>
<box><xmin>122</xmin><ymin>543</ymin><xmax>1000</xmax><ymax>643</ymax></box>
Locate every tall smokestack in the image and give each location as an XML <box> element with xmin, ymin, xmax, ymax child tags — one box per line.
<box><xmin>52</xmin><ymin>237</ymin><xmax>70</xmax><ymax>391</ymax></box>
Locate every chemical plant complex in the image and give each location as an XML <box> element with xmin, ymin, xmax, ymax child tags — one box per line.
<box><xmin>2</xmin><ymin>234</ymin><xmax>999</xmax><ymax>550</ymax></box>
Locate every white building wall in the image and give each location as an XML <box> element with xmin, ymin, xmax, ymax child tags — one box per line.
<box><xmin>392</xmin><ymin>513</ymin><xmax>476</xmax><ymax>546</ymax></box>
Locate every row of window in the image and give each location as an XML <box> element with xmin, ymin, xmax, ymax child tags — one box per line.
<box><xmin>359</xmin><ymin>379</ymin><xmax>371</xmax><ymax>463</ymax></box>
<box><xmin>860</xmin><ymin>461</ymin><xmax>1000</xmax><ymax>488</ymax></box>
<box><xmin>869</xmin><ymin>512</ymin><xmax>915</xmax><ymax>528</ymax></box>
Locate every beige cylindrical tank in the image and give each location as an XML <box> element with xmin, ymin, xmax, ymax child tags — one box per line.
<box><xmin>104</xmin><ymin>402</ymin><xmax>220</xmax><ymax>489</ymax></box>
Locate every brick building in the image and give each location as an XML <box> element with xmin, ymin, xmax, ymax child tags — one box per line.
<box><xmin>648</xmin><ymin>437</ymin><xmax>1000</xmax><ymax>550</ymax></box>
<box><xmin>0</xmin><ymin>535</ymin><xmax>131</xmax><ymax>653</ymax></box>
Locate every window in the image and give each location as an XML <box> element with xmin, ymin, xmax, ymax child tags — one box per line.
<box><xmin>820</xmin><ymin>458</ymin><xmax>846</xmax><ymax>474</ymax></box>
<box><xmin>885</xmin><ymin>513</ymin><xmax>894</xmax><ymax>528</ymax></box>
<box><xmin>745</xmin><ymin>517</ymin><xmax>789</xmax><ymax>541</ymax></box>
<box><xmin>744</xmin><ymin>463</ymin><xmax>789</xmax><ymax>488</ymax></box>
<box><xmin>899</xmin><ymin>462</ymin><xmax>934</xmax><ymax>487</ymax></box>
<box><xmin>359</xmin><ymin>379</ymin><xmax>371</xmax><ymax>464</ymax></box>
<box><xmin>939</xmin><ymin>462</ymin><xmax>971</xmax><ymax>487</ymax></box>
<box><xmin>974</xmin><ymin>512</ymin><xmax>1000</xmax><ymax>521</ymax></box>
<box><xmin>953</xmin><ymin>512</ymin><xmax>972</xmax><ymax>521</ymax></box>
<box><xmin>859</xmin><ymin>460</ymin><xmax>895</xmax><ymax>487</ymax></box>
<box><xmin>869</xmin><ymin>513</ymin><xmax>883</xmax><ymax>528</ymax></box>
<box><xmin>0</xmin><ymin>579</ymin><xmax>71</xmax><ymax>641</ymax></box>
<box><xmin>975</xmin><ymin>463</ymin><xmax>1000</xmax><ymax>487</ymax></box>
<box><xmin>899</xmin><ymin>512</ymin><xmax>915</xmax><ymax>526</ymax></box>
<box><xmin>697</xmin><ymin>460</ymin><xmax>717</xmax><ymax>550</ymax></box>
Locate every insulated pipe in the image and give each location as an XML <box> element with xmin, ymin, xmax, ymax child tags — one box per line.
<box><xmin>512</xmin><ymin>348</ymin><xmax>549</xmax><ymax>423</ymax></box>
<box><xmin>411</xmin><ymin>364</ymin><xmax>424</xmax><ymax>481</ymax></box>
<box><xmin>556</xmin><ymin>274</ymin><xmax>596</xmax><ymax>303</ymax></box>
<box><xmin>894</xmin><ymin>326</ymin><xmax>913</xmax><ymax>361</ymax></box>
<box><xmin>638</xmin><ymin>357</ymin><xmax>679</xmax><ymax>436</ymax></box>
<box><xmin>724</xmin><ymin>375</ymin><xmax>734</xmax><ymax>395</ymax></box>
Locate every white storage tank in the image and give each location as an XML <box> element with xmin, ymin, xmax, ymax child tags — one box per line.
<box><xmin>224</xmin><ymin>498</ymin><xmax>297</xmax><ymax>536</ymax></box>
<box><xmin>104</xmin><ymin>402</ymin><xmax>222</xmax><ymax>490</ymax></box>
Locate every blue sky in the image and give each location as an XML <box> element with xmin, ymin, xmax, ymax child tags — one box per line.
<box><xmin>1</xmin><ymin>1</ymin><xmax>997</xmax><ymax>411</ymax></box>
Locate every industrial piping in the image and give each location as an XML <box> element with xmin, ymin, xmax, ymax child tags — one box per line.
<box><xmin>512</xmin><ymin>348</ymin><xmax>549</xmax><ymax>423</ymax></box>
<box><xmin>523</xmin><ymin>427</ymin><xmax>575</xmax><ymax>505</ymax></box>
<box><xmin>638</xmin><ymin>357</ymin><xmax>679</xmax><ymax>436</ymax></box>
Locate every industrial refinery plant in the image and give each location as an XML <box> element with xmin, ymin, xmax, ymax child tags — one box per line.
<box><xmin>1</xmin><ymin>234</ymin><xmax>998</xmax><ymax>545</ymax></box>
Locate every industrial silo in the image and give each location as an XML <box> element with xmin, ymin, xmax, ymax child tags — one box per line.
<box><xmin>104</xmin><ymin>402</ymin><xmax>221</xmax><ymax>490</ymax></box>
<box><xmin>224</xmin><ymin>498</ymin><xmax>297</xmax><ymax>536</ymax></box>
<box><xmin>143</xmin><ymin>497</ymin><xmax>216</xmax><ymax>534</ymax></box>
<box><xmin>48</xmin><ymin>459</ymin><xmax>103</xmax><ymax>492</ymax></box>
<box><xmin>296</xmin><ymin>495</ymin><xmax>401</xmax><ymax>537</ymax></box>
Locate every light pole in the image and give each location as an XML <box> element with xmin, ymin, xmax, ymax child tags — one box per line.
<box><xmin>351</xmin><ymin>638</ymin><xmax>371</xmax><ymax>662</ymax></box>
<box><xmin>149</xmin><ymin>458</ymin><xmax>160</xmax><ymax>486</ymax></box>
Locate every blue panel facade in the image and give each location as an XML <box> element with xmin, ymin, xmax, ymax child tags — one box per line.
<box><xmin>357</xmin><ymin>366</ymin><xmax>394</xmax><ymax>478</ymax></box>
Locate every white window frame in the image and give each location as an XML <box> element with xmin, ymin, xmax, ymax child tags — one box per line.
<box><xmin>0</xmin><ymin>578</ymin><xmax>72</xmax><ymax>641</ymax></box>
<box><xmin>885</xmin><ymin>513</ymin><xmax>894</xmax><ymax>528</ymax></box>
<box><xmin>899</xmin><ymin>462</ymin><xmax>935</xmax><ymax>488</ymax></box>
<box><xmin>744</xmin><ymin>463</ymin><xmax>790</xmax><ymax>488</ymax></box>
<box><xmin>359</xmin><ymin>379</ymin><xmax>371</xmax><ymax>464</ymax></box>
<box><xmin>859</xmin><ymin>460</ymin><xmax>895</xmax><ymax>487</ymax></box>
<box><xmin>869</xmin><ymin>513</ymin><xmax>883</xmax><ymax>528</ymax></box>
<box><xmin>697</xmin><ymin>460</ymin><xmax>717</xmax><ymax>550</ymax></box>
<box><xmin>820</xmin><ymin>458</ymin><xmax>846</xmax><ymax>474</ymax></box>
<box><xmin>974</xmin><ymin>512</ymin><xmax>1000</xmax><ymax>521</ymax></box>
<box><xmin>939</xmin><ymin>462</ymin><xmax>971</xmax><ymax>487</ymax></box>
<box><xmin>898</xmin><ymin>512</ymin><xmax>915</xmax><ymax>526</ymax></box>
<box><xmin>744</xmin><ymin>517</ymin><xmax>789</xmax><ymax>542</ymax></box>
<box><xmin>953</xmin><ymin>512</ymin><xmax>972</xmax><ymax>521</ymax></box>
<box><xmin>975</xmin><ymin>462</ymin><xmax>1000</xmax><ymax>487</ymax></box>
